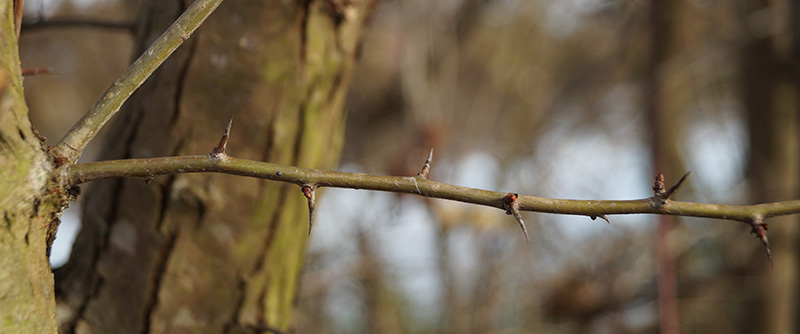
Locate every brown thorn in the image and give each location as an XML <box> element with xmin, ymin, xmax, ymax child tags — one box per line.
<box><xmin>211</xmin><ymin>114</ymin><xmax>233</xmax><ymax>156</ymax></box>
<box><xmin>749</xmin><ymin>219</ymin><xmax>772</xmax><ymax>268</ymax></box>
<box><xmin>503</xmin><ymin>193</ymin><xmax>529</xmax><ymax>243</ymax></box>
<box><xmin>416</xmin><ymin>148</ymin><xmax>434</xmax><ymax>179</ymax></box>
<box><xmin>590</xmin><ymin>215</ymin><xmax>610</xmax><ymax>224</ymax></box>
<box><xmin>651</xmin><ymin>171</ymin><xmax>691</xmax><ymax>207</ymax></box>
<box><xmin>302</xmin><ymin>185</ymin><xmax>317</xmax><ymax>236</ymax></box>
<box><xmin>663</xmin><ymin>170</ymin><xmax>691</xmax><ymax>199</ymax></box>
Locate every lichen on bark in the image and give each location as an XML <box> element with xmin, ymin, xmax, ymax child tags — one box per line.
<box><xmin>0</xmin><ymin>2</ymin><xmax>63</xmax><ymax>333</ymax></box>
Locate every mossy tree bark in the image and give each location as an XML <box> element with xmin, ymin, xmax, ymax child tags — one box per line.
<box><xmin>54</xmin><ymin>1</ymin><xmax>375</xmax><ymax>333</ymax></box>
<box><xmin>0</xmin><ymin>1</ymin><xmax>68</xmax><ymax>332</ymax></box>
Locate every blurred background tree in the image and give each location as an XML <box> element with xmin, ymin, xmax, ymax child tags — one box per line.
<box><xmin>20</xmin><ymin>0</ymin><xmax>800</xmax><ymax>333</ymax></box>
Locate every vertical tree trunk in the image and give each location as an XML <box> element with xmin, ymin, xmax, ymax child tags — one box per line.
<box><xmin>646</xmin><ymin>1</ymin><xmax>685</xmax><ymax>333</ymax></box>
<box><xmin>740</xmin><ymin>0</ymin><xmax>800</xmax><ymax>333</ymax></box>
<box><xmin>0</xmin><ymin>2</ymin><xmax>65</xmax><ymax>332</ymax></box>
<box><xmin>55</xmin><ymin>1</ymin><xmax>376</xmax><ymax>333</ymax></box>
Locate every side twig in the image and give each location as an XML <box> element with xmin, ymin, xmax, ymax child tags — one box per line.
<box><xmin>51</xmin><ymin>0</ymin><xmax>224</xmax><ymax>163</ymax></box>
<box><xmin>21</xmin><ymin>18</ymin><xmax>134</xmax><ymax>33</ymax></box>
<box><xmin>21</xmin><ymin>68</ymin><xmax>58</xmax><ymax>76</ymax></box>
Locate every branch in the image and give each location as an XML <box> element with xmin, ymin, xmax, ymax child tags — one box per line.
<box><xmin>59</xmin><ymin>121</ymin><xmax>795</xmax><ymax>257</ymax></box>
<box><xmin>21</xmin><ymin>18</ymin><xmax>134</xmax><ymax>33</ymax></box>
<box><xmin>50</xmin><ymin>0</ymin><xmax>224</xmax><ymax>163</ymax></box>
<box><xmin>63</xmin><ymin>155</ymin><xmax>800</xmax><ymax>223</ymax></box>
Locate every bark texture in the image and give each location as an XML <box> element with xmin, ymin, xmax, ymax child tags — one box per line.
<box><xmin>54</xmin><ymin>1</ymin><xmax>375</xmax><ymax>333</ymax></box>
<box><xmin>0</xmin><ymin>1</ymin><xmax>64</xmax><ymax>332</ymax></box>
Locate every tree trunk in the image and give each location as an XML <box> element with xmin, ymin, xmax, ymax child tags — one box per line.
<box><xmin>54</xmin><ymin>1</ymin><xmax>375</xmax><ymax>333</ymax></box>
<box><xmin>0</xmin><ymin>1</ymin><xmax>66</xmax><ymax>332</ymax></box>
<box><xmin>646</xmin><ymin>1</ymin><xmax>687</xmax><ymax>332</ymax></box>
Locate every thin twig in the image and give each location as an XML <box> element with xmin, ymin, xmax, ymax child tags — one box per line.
<box><xmin>21</xmin><ymin>18</ymin><xmax>134</xmax><ymax>33</ymax></box>
<box><xmin>63</xmin><ymin>155</ymin><xmax>800</xmax><ymax>223</ymax></box>
<box><xmin>21</xmin><ymin>68</ymin><xmax>58</xmax><ymax>76</ymax></box>
<box><xmin>51</xmin><ymin>0</ymin><xmax>224</xmax><ymax>163</ymax></box>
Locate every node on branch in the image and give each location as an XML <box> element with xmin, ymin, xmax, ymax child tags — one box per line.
<box><xmin>503</xmin><ymin>193</ymin><xmax>529</xmax><ymax>243</ymax></box>
<box><xmin>302</xmin><ymin>185</ymin><xmax>317</xmax><ymax>236</ymax></box>
<box><xmin>210</xmin><ymin>115</ymin><xmax>233</xmax><ymax>157</ymax></box>
<box><xmin>749</xmin><ymin>218</ymin><xmax>772</xmax><ymax>267</ymax></box>
<box><xmin>651</xmin><ymin>171</ymin><xmax>691</xmax><ymax>206</ymax></box>
<box><xmin>416</xmin><ymin>148</ymin><xmax>434</xmax><ymax>179</ymax></box>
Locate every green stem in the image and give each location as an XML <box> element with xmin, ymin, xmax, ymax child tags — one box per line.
<box><xmin>51</xmin><ymin>0</ymin><xmax>224</xmax><ymax>162</ymax></box>
<box><xmin>64</xmin><ymin>154</ymin><xmax>800</xmax><ymax>223</ymax></box>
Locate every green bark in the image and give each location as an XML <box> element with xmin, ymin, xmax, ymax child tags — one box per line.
<box><xmin>0</xmin><ymin>2</ymin><xmax>62</xmax><ymax>332</ymax></box>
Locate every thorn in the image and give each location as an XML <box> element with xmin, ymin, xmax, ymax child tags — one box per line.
<box><xmin>302</xmin><ymin>185</ymin><xmax>316</xmax><ymax>236</ymax></box>
<box><xmin>750</xmin><ymin>219</ymin><xmax>772</xmax><ymax>268</ymax></box>
<box><xmin>651</xmin><ymin>171</ymin><xmax>691</xmax><ymax>207</ymax></box>
<box><xmin>416</xmin><ymin>148</ymin><xmax>434</xmax><ymax>179</ymax></box>
<box><xmin>591</xmin><ymin>215</ymin><xmax>610</xmax><ymax>224</ymax></box>
<box><xmin>663</xmin><ymin>170</ymin><xmax>691</xmax><ymax>199</ymax></box>
<box><xmin>503</xmin><ymin>193</ymin><xmax>529</xmax><ymax>243</ymax></box>
<box><xmin>211</xmin><ymin>115</ymin><xmax>233</xmax><ymax>156</ymax></box>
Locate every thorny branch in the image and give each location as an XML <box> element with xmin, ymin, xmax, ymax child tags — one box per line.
<box><xmin>50</xmin><ymin>0</ymin><xmax>224</xmax><ymax>163</ymax></box>
<box><xmin>61</xmin><ymin>122</ymin><xmax>797</xmax><ymax>262</ymax></box>
<box><xmin>65</xmin><ymin>154</ymin><xmax>800</xmax><ymax>223</ymax></box>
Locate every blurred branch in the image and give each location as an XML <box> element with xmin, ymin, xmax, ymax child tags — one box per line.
<box><xmin>21</xmin><ymin>18</ymin><xmax>134</xmax><ymax>33</ymax></box>
<box><xmin>64</xmin><ymin>154</ymin><xmax>800</xmax><ymax>224</ymax></box>
<box><xmin>50</xmin><ymin>0</ymin><xmax>224</xmax><ymax>163</ymax></box>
